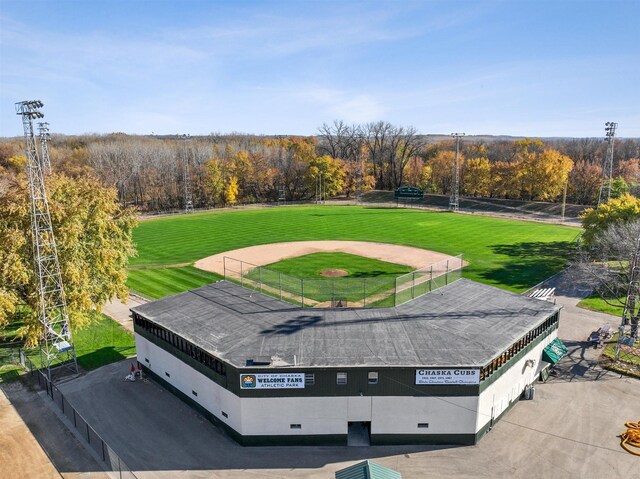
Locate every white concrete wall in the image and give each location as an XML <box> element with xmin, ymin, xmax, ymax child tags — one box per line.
<box><xmin>371</xmin><ymin>396</ymin><xmax>478</xmax><ymax>434</ymax></box>
<box><xmin>240</xmin><ymin>396</ymin><xmax>350</xmax><ymax>435</ymax></box>
<box><xmin>136</xmin><ymin>334</ymin><xmax>479</xmax><ymax>437</ymax></box>
<box><xmin>135</xmin><ymin>335</ymin><xmax>242</xmax><ymax>433</ymax></box>
<box><xmin>476</xmin><ymin>331</ymin><xmax>557</xmax><ymax>433</ymax></box>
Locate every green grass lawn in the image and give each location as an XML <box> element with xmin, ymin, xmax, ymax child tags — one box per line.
<box><xmin>602</xmin><ymin>333</ymin><xmax>640</xmax><ymax>366</ymax></box>
<box><xmin>577</xmin><ymin>296</ymin><xmax>624</xmax><ymax>317</ymax></box>
<box><xmin>128</xmin><ymin>206</ymin><xmax>581</xmax><ymax>300</ymax></box>
<box><xmin>127</xmin><ymin>265</ymin><xmax>222</xmax><ymax>299</ymax></box>
<box><xmin>0</xmin><ymin>313</ymin><xmax>135</xmax><ymax>382</ymax></box>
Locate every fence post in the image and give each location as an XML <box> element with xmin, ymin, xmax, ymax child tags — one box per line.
<box><xmin>394</xmin><ymin>279</ymin><xmax>397</xmax><ymax>307</ymax></box>
<box><xmin>363</xmin><ymin>279</ymin><xmax>367</xmax><ymax>308</ymax></box>
<box><xmin>240</xmin><ymin>261</ymin><xmax>244</xmax><ymax>287</ymax></box>
<box><xmin>223</xmin><ymin>256</ymin><xmax>227</xmax><ymax>280</ymax></box>
<box><xmin>412</xmin><ymin>272</ymin><xmax>416</xmax><ymax>299</ymax></box>
<box><xmin>279</xmin><ymin>272</ymin><xmax>283</xmax><ymax>300</ymax></box>
<box><xmin>301</xmin><ymin>279</ymin><xmax>304</xmax><ymax>308</ymax></box>
<box><xmin>332</xmin><ymin>279</ymin><xmax>335</xmax><ymax>306</ymax></box>
<box><xmin>429</xmin><ymin>265</ymin><xmax>433</xmax><ymax>292</ymax></box>
<box><xmin>446</xmin><ymin>260</ymin><xmax>449</xmax><ymax>285</ymax></box>
<box><xmin>259</xmin><ymin>266</ymin><xmax>263</xmax><ymax>293</ymax></box>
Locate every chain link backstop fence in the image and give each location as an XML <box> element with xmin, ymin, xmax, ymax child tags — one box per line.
<box><xmin>223</xmin><ymin>254</ymin><xmax>464</xmax><ymax>308</ymax></box>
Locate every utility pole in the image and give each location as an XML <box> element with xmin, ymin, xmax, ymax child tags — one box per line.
<box><xmin>181</xmin><ymin>134</ymin><xmax>193</xmax><ymax>213</ymax></box>
<box><xmin>16</xmin><ymin>100</ymin><xmax>77</xmax><ymax>381</ymax></box>
<box><xmin>597</xmin><ymin>122</ymin><xmax>617</xmax><ymax>208</ymax></box>
<box><xmin>449</xmin><ymin>133</ymin><xmax>465</xmax><ymax>212</ymax></box>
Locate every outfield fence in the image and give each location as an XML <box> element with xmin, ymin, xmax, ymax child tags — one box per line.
<box><xmin>18</xmin><ymin>350</ymin><xmax>138</xmax><ymax>479</ymax></box>
<box><xmin>223</xmin><ymin>254</ymin><xmax>464</xmax><ymax>308</ymax></box>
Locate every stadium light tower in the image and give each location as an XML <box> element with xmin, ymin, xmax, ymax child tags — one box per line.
<box><xmin>181</xmin><ymin>134</ymin><xmax>194</xmax><ymax>213</ymax></box>
<box><xmin>38</xmin><ymin>122</ymin><xmax>52</xmax><ymax>173</ymax></box>
<box><xmin>16</xmin><ymin>100</ymin><xmax>78</xmax><ymax>381</ymax></box>
<box><xmin>449</xmin><ymin>133</ymin><xmax>465</xmax><ymax>212</ymax></box>
<box><xmin>597</xmin><ymin>121</ymin><xmax>617</xmax><ymax>208</ymax></box>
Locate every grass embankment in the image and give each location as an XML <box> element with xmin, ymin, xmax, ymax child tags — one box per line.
<box><xmin>0</xmin><ymin>313</ymin><xmax>135</xmax><ymax>382</ymax></box>
<box><xmin>127</xmin><ymin>206</ymin><xmax>581</xmax><ymax>300</ymax></box>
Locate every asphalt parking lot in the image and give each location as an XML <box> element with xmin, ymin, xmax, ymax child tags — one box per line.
<box><xmin>45</xmin><ymin>269</ymin><xmax>640</xmax><ymax>479</ymax></box>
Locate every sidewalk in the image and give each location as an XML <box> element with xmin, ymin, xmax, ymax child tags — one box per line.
<box><xmin>102</xmin><ymin>295</ymin><xmax>148</xmax><ymax>332</ymax></box>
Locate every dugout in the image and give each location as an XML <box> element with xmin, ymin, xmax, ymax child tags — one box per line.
<box><xmin>131</xmin><ymin>278</ymin><xmax>561</xmax><ymax>446</ymax></box>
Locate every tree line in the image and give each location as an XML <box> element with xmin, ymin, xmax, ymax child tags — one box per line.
<box><xmin>1</xmin><ymin>122</ymin><xmax>639</xmax><ymax>212</ymax></box>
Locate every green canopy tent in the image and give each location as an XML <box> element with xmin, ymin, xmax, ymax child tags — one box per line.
<box><xmin>542</xmin><ymin>338</ymin><xmax>568</xmax><ymax>365</ymax></box>
<box><xmin>335</xmin><ymin>460</ymin><xmax>402</xmax><ymax>479</ymax></box>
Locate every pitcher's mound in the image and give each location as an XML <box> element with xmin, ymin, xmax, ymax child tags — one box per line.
<box><xmin>320</xmin><ymin>269</ymin><xmax>348</xmax><ymax>277</ymax></box>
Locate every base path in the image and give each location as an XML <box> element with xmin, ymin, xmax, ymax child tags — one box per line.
<box><xmin>194</xmin><ymin>240</ymin><xmax>459</xmax><ymax>276</ymax></box>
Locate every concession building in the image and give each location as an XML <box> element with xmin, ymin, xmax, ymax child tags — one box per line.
<box><xmin>131</xmin><ymin>278</ymin><xmax>562</xmax><ymax>446</ymax></box>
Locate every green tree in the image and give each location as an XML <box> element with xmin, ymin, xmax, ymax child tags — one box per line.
<box><xmin>0</xmin><ymin>173</ymin><xmax>137</xmax><ymax>346</ymax></box>
<box><xmin>610</xmin><ymin>177</ymin><xmax>630</xmax><ymax>199</ymax></box>
<box><xmin>581</xmin><ymin>193</ymin><xmax>640</xmax><ymax>246</ymax></box>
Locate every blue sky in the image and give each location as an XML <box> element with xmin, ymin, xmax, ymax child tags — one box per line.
<box><xmin>1</xmin><ymin>0</ymin><xmax>638</xmax><ymax>137</ymax></box>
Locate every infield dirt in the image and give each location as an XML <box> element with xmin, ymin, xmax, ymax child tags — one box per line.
<box><xmin>194</xmin><ymin>240</ymin><xmax>459</xmax><ymax>276</ymax></box>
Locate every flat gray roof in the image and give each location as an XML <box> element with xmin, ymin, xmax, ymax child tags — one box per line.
<box><xmin>132</xmin><ymin>279</ymin><xmax>560</xmax><ymax>369</ymax></box>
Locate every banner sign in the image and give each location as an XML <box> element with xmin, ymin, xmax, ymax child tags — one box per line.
<box><xmin>415</xmin><ymin>369</ymin><xmax>480</xmax><ymax>385</ymax></box>
<box><xmin>240</xmin><ymin>373</ymin><xmax>305</xmax><ymax>389</ymax></box>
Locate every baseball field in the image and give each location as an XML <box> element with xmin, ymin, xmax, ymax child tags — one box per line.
<box><xmin>127</xmin><ymin>205</ymin><xmax>581</xmax><ymax>299</ymax></box>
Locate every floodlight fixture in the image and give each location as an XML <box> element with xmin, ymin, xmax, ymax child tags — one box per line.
<box><xmin>597</xmin><ymin>121</ymin><xmax>618</xmax><ymax>208</ymax></box>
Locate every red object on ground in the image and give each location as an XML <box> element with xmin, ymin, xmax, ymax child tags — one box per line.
<box><xmin>137</xmin><ymin>361</ymin><xmax>142</xmax><ymax>370</ymax></box>
<box><xmin>130</xmin><ymin>363</ymin><xmax>135</xmax><ymax>373</ymax></box>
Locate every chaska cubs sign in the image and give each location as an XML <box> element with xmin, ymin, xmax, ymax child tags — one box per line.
<box><xmin>415</xmin><ymin>369</ymin><xmax>480</xmax><ymax>385</ymax></box>
<box><xmin>240</xmin><ymin>373</ymin><xmax>305</xmax><ymax>389</ymax></box>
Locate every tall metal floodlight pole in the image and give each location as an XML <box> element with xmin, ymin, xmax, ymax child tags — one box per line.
<box><xmin>449</xmin><ymin>133</ymin><xmax>465</xmax><ymax>212</ymax></box>
<box><xmin>37</xmin><ymin>122</ymin><xmax>52</xmax><ymax>174</ymax></box>
<box><xmin>597</xmin><ymin>121</ymin><xmax>617</xmax><ymax>208</ymax></box>
<box><xmin>616</xmin><ymin>234</ymin><xmax>640</xmax><ymax>361</ymax></box>
<box><xmin>181</xmin><ymin>134</ymin><xmax>193</xmax><ymax>213</ymax></box>
<box><xmin>16</xmin><ymin>100</ymin><xmax>78</xmax><ymax>381</ymax></box>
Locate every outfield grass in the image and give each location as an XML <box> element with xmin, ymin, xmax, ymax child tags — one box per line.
<box><xmin>128</xmin><ymin>266</ymin><xmax>222</xmax><ymax>299</ymax></box>
<box><xmin>128</xmin><ymin>206</ymin><xmax>581</xmax><ymax>299</ymax></box>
